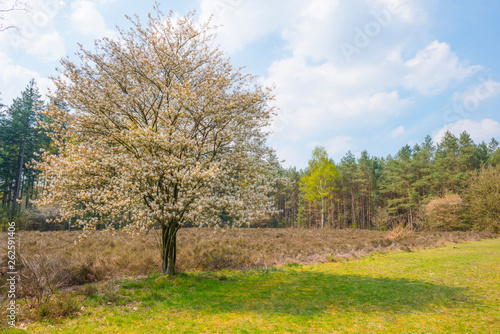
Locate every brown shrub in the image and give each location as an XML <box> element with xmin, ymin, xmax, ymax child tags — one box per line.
<box><xmin>19</xmin><ymin>253</ymin><xmax>72</xmax><ymax>303</ymax></box>
<box><xmin>424</xmin><ymin>194</ymin><xmax>469</xmax><ymax>231</ymax></box>
<box><xmin>386</xmin><ymin>225</ymin><xmax>414</xmax><ymax>240</ymax></box>
<box><xmin>466</xmin><ymin>165</ymin><xmax>500</xmax><ymax>233</ymax></box>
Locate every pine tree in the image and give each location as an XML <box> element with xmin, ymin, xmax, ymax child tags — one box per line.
<box><xmin>379</xmin><ymin>145</ymin><xmax>418</xmax><ymax>227</ymax></box>
<box><xmin>411</xmin><ymin>136</ymin><xmax>435</xmax><ymax>202</ymax></box>
<box><xmin>272</xmin><ymin>167</ymin><xmax>300</xmax><ymax>227</ymax></box>
<box><xmin>355</xmin><ymin>150</ymin><xmax>375</xmax><ymax>229</ymax></box>
<box><xmin>488</xmin><ymin>138</ymin><xmax>500</xmax><ymax>166</ymax></box>
<box><xmin>457</xmin><ymin>132</ymin><xmax>480</xmax><ymax>191</ymax></box>
<box><xmin>337</xmin><ymin>151</ymin><xmax>358</xmax><ymax>228</ymax></box>
<box><xmin>282</xmin><ymin>131</ymin><xmax>494</xmax><ymax>232</ymax></box>
<box><xmin>435</xmin><ymin>131</ymin><xmax>460</xmax><ymax>195</ymax></box>
<box><xmin>0</xmin><ymin>80</ymin><xmax>50</xmax><ymax>222</ymax></box>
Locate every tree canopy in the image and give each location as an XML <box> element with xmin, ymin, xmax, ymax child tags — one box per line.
<box><xmin>466</xmin><ymin>165</ymin><xmax>500</xmax><ymax>233</ymax></box>
<box><xmin>35</xmin><ymin>10</ymin><xmax>279</xmax><ymax>275</ymax></box>
<box><xmin>275</xmin><ymin>131</ymin><xmax>499</xmax><ymax>231</ymax></box>
<box><xmin>300</xmin><ymin>147</ymin><xmax>338</xmax><ymax>228</ymax></box>
<box><xmin>0</xmin><ymin>80</ymin><xmax>50</xmax><ymax>223</ymax></box>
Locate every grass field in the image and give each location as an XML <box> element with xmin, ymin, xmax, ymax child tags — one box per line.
<box><xmin>1</xmin><ymin>229</ymin><xmax>494</xmax><ymax>288</ymax></box>
<box><xmin>5</xmin><ymin>237</ymin><xmax>499</xmax><ymax>333</ymax></box>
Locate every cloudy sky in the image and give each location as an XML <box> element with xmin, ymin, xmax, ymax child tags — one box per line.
<box><xmin>1</xmin><ymin>0</ymin><xmax>500</xmax><ymax>168</ymax></box>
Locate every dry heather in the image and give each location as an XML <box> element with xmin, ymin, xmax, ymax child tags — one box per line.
<box><xmin>0</xmin><ymin>228</ymin><xmax>496</xmax><ymax>298</ymax></box>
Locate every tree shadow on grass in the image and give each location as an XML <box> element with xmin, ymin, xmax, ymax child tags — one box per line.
<box><xmin>122</xmin><ymin>267</ymin><xmax>479</xmax><ymax>316</ymax></box>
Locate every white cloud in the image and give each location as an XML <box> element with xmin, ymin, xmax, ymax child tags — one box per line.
<box><xmin>0</xmin><ymin>0</ymin><xmax>66</xmax><ymax>60</ymax></box>
<box><xmin>263</xmin><ymin>42</ymin><xmax>477</xmax><ymax>163</ymax></box>
<box><xmin>89</xmin><ymin>0</ymin><xmax>117</xmax><ymax>3</ymax></box>
<box><xmin>0</xmin><ymin>52</ymin><xmax>54</xmax><ymax>103</ymax></box>
<box><xmin>301</xmin><ymin>0</ymin><xmax>338</xmax><ymax>20</ymax></box>
<box><xmin>198</xmin><ymin>0</ymin><xmax>484</xmax><ymax>168</ymax></box>
<box><xmin>389</xmin><ymin>125</ymin><xmax>405</xmax><ymax>138</ymax></box>
<box><xmin>199</xmin><ymin>0</ymin><xmax>426</xmax><ymax>58</ymax></box>
<box><xmin>370</xmin><ymin>0</ymin><xmax>427</xmax><ymax>24</ymax></box>
<box><xmin>442</xmin><ymin>77</ymin><xmax>500</xmax><ymax>123</ymax></box>
<box><xmin>70</xmin><ymin>1</ymin><xmax>114</xmax><ymax>38</ymax></box>
<box><xmin>324</xmin><ymin>136</ymin><xmax>357</xmax><ymax>157</ymax></box>
<box><xmin>304</xmin><ymin>136</ymin><xmax>357</xmax><ymax>162</ymax></box>
<box><xmin>403</xmin><ymin>41</ymin><xmax>481</xmax><ymax>96</ymax></box>
<box><xmin>26</xmin><ymin>31</ymin><xmax>66</xmax><ymax>61</ymax></box>
<box><xmin>284</xmin><ymin>0</ymin><xmax>427</xmax><ymax>66</ymax></box>
<box><xmin>433</xmin><ymin>119</ymin><xmax>500</xmax><ymax>144</ymax></box>
<box><xmin>276</xmin><ymin>145</ymin><xmax>307</xmax><ymax>169</ymax></box>
<box><xmin>199</xmin><ymin>0</ymin><xmax>290</xmax><ymax>54</ymax></box>
<box><xmin>452</xmin><ymin>77</ymin><xmax>500</xmax><ymax>107</ymax></box>
<box><xmin>264</xmin><ymin>55</ymin><xmax>411</xmax><ymax>139</ymax></box>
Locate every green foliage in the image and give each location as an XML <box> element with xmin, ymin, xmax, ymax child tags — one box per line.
<box><xmin>23</xmin><ymin>239</ymin><xmax>500</xmax><ymax>333</ymax></box>
<box><xmin>300</xmin><ymin>147</ymin><xmax>338</xmax><ymax>203</ymax></box>
<box><xmin>373</xmin><ymin>206</ymin><xmax>390</xmax><ymax>230</ymax></box>
<box><xmin>36</xmin><ymin>292</ymin><xmax>80</xmax><ymax>320</ymax></box>
<box><xmin>0</xmin><ymin>80</ymin><xmax>52</xmax><ymax>223</ymax></box>
<box><xmin>488</xmin><ymin>138</ymin><xmax>500</xmax><ymax>166</ymax></box>
<box><xmin>465</xmin><ymin>165</ymin><xmax>500</xmax><ymax>233</ymax></box>
<box><xmin>299</xmin><ymin>147</ymin><xmax>339</xmax><ymax>228</ymax></box>
<box><xmin>268</xmin><ymin>167</ymin><xmax>300</xmax><ymax>227</ymax></box>
<box><xmin>379</xmin><ymin>145</ymin><xmax>419</xmax><ymax>226</ymax></box>
<box><xmin>278</xmin><ymin>131</ymin><xmax>498</xmax><ymax>232</ymax></box>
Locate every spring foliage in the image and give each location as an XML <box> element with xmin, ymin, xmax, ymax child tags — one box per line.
<box><xmin>299</xmin><ymin>147</ymin><xmax>338</xmax><ymax>228</ymax></box>
<box><xmin>35</xmin><ymin>10</ymin><xmax>279</xmax><ymax>274</ymax></box>
<box><xmin>273</xmin><ymin>132</ymin><xmax>499</xmax><ymax>231</ymax></box>
<box><xmin>466</xmin><ymin>165</ymin><xmax>500</xmax><ymax>233</ymax></box>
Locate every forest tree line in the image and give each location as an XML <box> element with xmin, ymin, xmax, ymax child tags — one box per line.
<box><xmin>0</xmin><ymin>80</ymin><xmax>53</xmax><ymax>226</ymax></box>
<box><xmin>270</xmin><ymin>133</ymin><xmax>500</xmax><ymax>232</ymax></box>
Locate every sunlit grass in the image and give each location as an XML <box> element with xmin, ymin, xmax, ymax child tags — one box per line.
<box><xmin>13</xmin><ymin>238</ymin><xmax>499</xmax><ymax>333</ymax></box>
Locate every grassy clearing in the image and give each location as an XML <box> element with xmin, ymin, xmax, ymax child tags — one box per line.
<box><xmin>0</xmin><ymin>229</ymin><xmax>494</xmax><ymax>309</ymax></box>
<box><xmin>1</xmin><ymin>229</ymin><xmax>494</xmax><ymax>283</ymax></box>
<box><xmin>6</xmin><ymin>238</ymin><xmax>499</xmax><ymax>333</ymax></box>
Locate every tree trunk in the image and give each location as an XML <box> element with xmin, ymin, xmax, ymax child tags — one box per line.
<box><xmin>362</xmin><ymin>197</ymin><xmax>366</xmax><ymax>229</ymax></box>
<box><xmin>409</xmin><ymin>208</ymin><xmax>413</xmax><ymax>229</ymax></box>
<box><xmin>10</xmin><ymin>135</ymin><xmax>27</xmax><ymax>220</ymax></box>
<box><xmin>368</xmin><ymin>196</ymin><xmax>371</xmax><ymax>228</ymax></box>
<box><xmin>308</xmin><ymin>202</ymin><xmax>311</xmax><ymax>229</ymax></box>
<box><xmin>321</xmin><ymin>197</ymin><xmax>324</xmax><ymax>229</ymax></box>
<box><xmin>2</xmin><ymin>181</ymin><xmax>9</xmax><ymax>206</ymax></box>
<box><xmin>13</xmin><ymin>135</ymin><xmax>27</xmax><ymax>210</ymax></box>
<box><xmin>161</xmin><ymin>222</ymin><xmax>179</xmax><ymax>275</ymax></box>
<box><xmin>342</xmin><ymin>193</ymin><xmax>347</xmax><ymax>229</ymax></box>
<box><xmin>351</xmin><ymin>189</ymin><xmax>356</xmax><ymax>228</ymax></box>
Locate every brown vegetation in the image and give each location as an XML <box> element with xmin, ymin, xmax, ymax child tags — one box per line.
<box><xmin>0</xmin><ymin>228</ymin><xmax>496</xmax><ymax>325</ymax></box>
<box><xmin>386</xmin><ymin>225</ymin><xmax>414</xmax><ymax>240</ymax></box>
<box><xmin>1</xmin><ymin>228</ymin><xmax>496</xmax><ymax>298</ymax></box>
<box><xmin>423</xmin><ymin>194</ymin><xmax>468</xmax><ymax>231</ymax></box>
<box><xmin>466</xmin><ymin>165</ymin><xmax>500</xmax><ymax>233</ymax></box>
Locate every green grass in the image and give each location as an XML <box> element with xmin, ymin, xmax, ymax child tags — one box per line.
<box><xmin>8</xmin><ymin>238</ymin><xmax>500</xmax><ymax>333</ymax></box>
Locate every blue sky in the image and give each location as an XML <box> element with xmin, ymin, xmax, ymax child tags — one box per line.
<box><xmin>1</xmin><ymin>0</ymin><xmax>500</xmax><ymax>168</ymax></box>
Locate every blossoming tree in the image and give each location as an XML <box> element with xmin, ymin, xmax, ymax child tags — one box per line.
<box><xmin>35</xmin><ymin>10</ymin><xmax>279</xmax><ymax>275</ymax></box>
